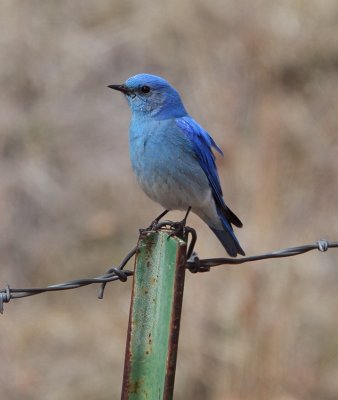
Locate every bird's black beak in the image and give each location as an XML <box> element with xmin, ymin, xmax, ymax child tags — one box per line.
<box><xmin>107</xmin><ymin>84</ymin><xmax>130</xmax><ymax>95</ymax></box>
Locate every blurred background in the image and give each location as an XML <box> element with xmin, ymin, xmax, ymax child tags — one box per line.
<box><xmin>0</xmin><ymin>1</ymin><xmax>337</xmax><ymax>399</ymax></box>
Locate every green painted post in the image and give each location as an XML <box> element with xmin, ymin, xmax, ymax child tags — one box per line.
<box><xmin>121</xmin><ymin>229</ymin><xmax>187</xmax><ymax>400</ymax></box>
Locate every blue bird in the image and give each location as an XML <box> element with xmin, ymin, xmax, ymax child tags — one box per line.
<box><xmin>108</xmin><ymin>74</ymin><xmax>245</xmax><ymax>257</ymax></box>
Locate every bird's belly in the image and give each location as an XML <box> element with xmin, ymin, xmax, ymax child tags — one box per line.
<box><xmin>131</xmin><ymin>139</ymin><xmax>209</xmax><ymax>210</ymax></box>
<box><xmin>138</xmin><ymin>171</ymin><xmax>194</xmax><ymax>210</ymax></box>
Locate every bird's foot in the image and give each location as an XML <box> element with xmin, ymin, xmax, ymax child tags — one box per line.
<box><xmin>140</xmin><ymin>207</ymin><xmax>192</xmax><ymax>238</ymax></box>
<box><xmin>168</xmin><ymin>207</ymin><xmax>191</xmax><ymax>238</ymax></box>
<box><xmin>168</xmin><ymin>220</ymin><xmax>186</xmax><ymax>238</ymax></box>
<box><xmin>140</xmin><ymin>209</ymin><xmax>170</xmax><ymax>234</ymax></box>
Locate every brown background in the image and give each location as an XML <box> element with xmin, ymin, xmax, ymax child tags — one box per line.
<box><xmin>0</xmin><ymin>1</ymin><xmax>337</xmax><ymax>399</ymax></box>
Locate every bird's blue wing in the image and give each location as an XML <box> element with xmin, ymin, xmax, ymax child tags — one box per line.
<box><xmin>176</xmin><ymin>116</ymin><xmax>223</xmax><ymax>194</ymax></box>
<box><xmin>176</xmin><ymin>116</ymin><xmax>242</xmax><ymax>228</ymax></box>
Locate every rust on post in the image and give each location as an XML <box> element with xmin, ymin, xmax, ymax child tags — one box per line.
<box><xmin>164</xmin><ymin>245</ymin><xmax>186</xmax><ymax>398</ymax></box>
<box><xmin>121</xmin><ymin>229</ymin><xmax>187</xmax><ymax>400</ymax></box>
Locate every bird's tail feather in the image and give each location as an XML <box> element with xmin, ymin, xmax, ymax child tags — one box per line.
<box><xmin>209</xmin><ymin>216</ymin><xmax>245</xmax><ymax>257</ymax></box>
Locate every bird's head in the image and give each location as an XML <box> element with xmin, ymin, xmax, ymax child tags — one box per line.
<box><xmin>108</xmin><ymin>74</ymin><xmax>187</xmax><ymax>119</ymax></box>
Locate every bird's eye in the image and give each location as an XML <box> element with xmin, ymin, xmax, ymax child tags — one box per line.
<box><xmin>140</xmin><ymin>85</ymin><xmax>151</xmax><ymax>94</ymax></box>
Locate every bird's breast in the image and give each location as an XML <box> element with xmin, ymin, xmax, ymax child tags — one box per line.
<box><xmin>129</xmin><ymin>118</ymin><xmax>176</xmax><ymax>173</ymax></box>
<box><xmin>128</xmin><ymin>118</ymin><xmax>210</xmax><ymax>210</ymax></box>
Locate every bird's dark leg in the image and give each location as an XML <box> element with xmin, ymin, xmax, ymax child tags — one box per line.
<box><xmin>141</xmin><ymin>209</ymin><xmax>170</xmax><ymax>233</ymax></box>
<box><xmin>169</xmin><ymin>206</ymin><xmax>192</xmax><ymax>238</ymax></box>
<box><xmin>141</xmin><ymin>207</ymin><xmax>191</xmax><ymax>236</ymax></box>
<box><xmin>182</xmin><ymin>206</ymin><xmax>192</xmax><ymax>225</ymax></box>
<box><xmin>153</xmin><ymin>209</ymin><xmax>170</xmax><ymax>224</ymax></box>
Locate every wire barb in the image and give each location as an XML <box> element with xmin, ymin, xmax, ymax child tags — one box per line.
<box><xmin>316</xmin><ymin>239</ymin><xmax>329</xmax><ymax>252</ymax></box>
<box><xmin>0</xmin><ymin>285</ymin><xmax>11</xmax><ymax>314</ymax></box>
<box><xmin>98</xmin><ymin>246</ymin><xmax>137</xmax><ymax>299</ymax></box>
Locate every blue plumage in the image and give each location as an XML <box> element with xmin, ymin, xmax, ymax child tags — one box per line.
<box><xmin>109</xmin><ymin>74</ymin><xmax>244</xmax><ymax>256</ymax></box>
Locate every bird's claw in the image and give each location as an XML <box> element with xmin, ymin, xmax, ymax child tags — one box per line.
<box><xmin>139</xmin><ymin>219</ymin><xmax>186</xmax><ymax>238</ymax></box>
<box><xmin>140</xmin><ymin>207</ymin><xmax>190</xmax><ymax>238</ymax></box>
<box><xmin>168</xmin><ymin>207</ymin><xmax>191</xmax><ymax>238</ymax></box>
<box><xmin>168</xmin><ymin>220</ymin><xmax>186</xmax><ymax>238</ymax></box>
<box><xmin>139</xmin><ymin>209</ymin><xmax>170</xmax><ymax>234</ymax></box>
<box><xmin>140</xmin><ymin>220</ymin><xmax>160</xmax><ymax>234</ymax></box>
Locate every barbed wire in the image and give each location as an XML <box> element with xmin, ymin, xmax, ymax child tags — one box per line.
<box><xmin>0</xmin><ymin>246</ymin><xmax>137</xmax><ymax>314</ymax></box>
<box><xmin>186</xmin><ymin>237</ymin><xmax>338</xmax><ymax>273</ymax></box>
<box><xmin>0</xmin><ymin>222</ymin><xmax>337</xmax><ymax>314</ymax></box>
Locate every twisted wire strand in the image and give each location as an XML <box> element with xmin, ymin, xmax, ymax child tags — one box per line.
<box><xmin>0</xmin><ymin>246</ymin><xmax>137</xmax><ymax>314</ymax></box>
<box><xmin>186</xmin><ymin>238</ymin><xmax>338</xmax><ymax>273</ymax></box>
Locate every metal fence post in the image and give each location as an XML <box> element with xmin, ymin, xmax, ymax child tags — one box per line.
<box><xmin>121</xmin><ymin>229</ymin><xmax>187</xmax><ymax>400</ymax></box>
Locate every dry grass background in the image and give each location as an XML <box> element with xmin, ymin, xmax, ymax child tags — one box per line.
<box><xmin>0</xmin><ymin>1</ymin><xmax>338</xmax><ymax>399</ymax></box>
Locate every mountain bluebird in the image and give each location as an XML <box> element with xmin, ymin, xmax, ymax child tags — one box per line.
<box><xmin>108</xmin><ymin>74</ymin><xmax>245</xmax><ymax>256</ymax></box>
